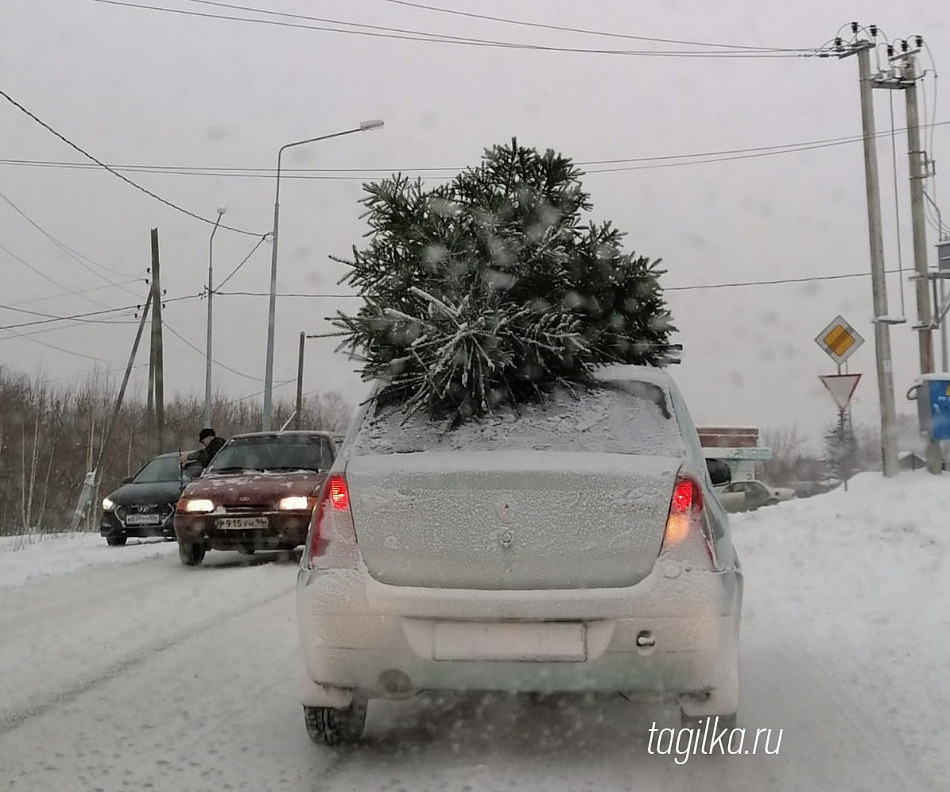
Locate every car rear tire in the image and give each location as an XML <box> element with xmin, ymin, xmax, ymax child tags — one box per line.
<box><xmin>178</xmin><ymin>542</ymin><xmax>206</xmax><ymax>566</ymax></box>
<box><xmin>303</xmin><ymin>697</ymin><xmax>367</xmax><ymax>746</ymax></box>
<box><xmin>106</xmin><ymin>536</ymin><xmax>127</xmax><ymax>547</ymax></box>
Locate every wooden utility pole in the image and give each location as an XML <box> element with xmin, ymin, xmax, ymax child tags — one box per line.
<box><xmin>69</xmin><ymin>292</ymin><xmax>153</xmax><ymax>530</ymax></box>
<box><xmin>149</xmin><ymin>228</ymin><xmax>166</xmax><ymax>453</ymax></box>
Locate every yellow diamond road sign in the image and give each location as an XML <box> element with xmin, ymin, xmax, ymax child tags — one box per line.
<box><xmin>815</xmin><ymin>315</ymin><xmax>864</xmax><ymax>365</ymax></box>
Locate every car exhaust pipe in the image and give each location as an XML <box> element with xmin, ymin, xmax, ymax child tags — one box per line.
<box><xmin>378</xmin><ymin>669</ymin><xmax>413</xmax><ymax>699</ymax></box>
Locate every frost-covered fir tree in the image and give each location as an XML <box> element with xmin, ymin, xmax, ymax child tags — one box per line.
<box><xmin>823</xmin><ymin>419</ymin><xmax>857</xmax><ymax>483</ymax></box>
<box><xmin>330</xmin><ymin>139</ymin><xmax>678</xmax><ymax>425</ymax></box>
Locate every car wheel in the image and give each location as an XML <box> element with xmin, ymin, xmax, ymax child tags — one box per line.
<box><xmin>765</xmin><ymin>498</ymin><xmax>778</xmax><ymax>507</ymax></box>
<box><xmin>303</xmin><ymin>697</ymin><xmax>368</xmax><ymax>746</ymax></box>
<box><xmin>178</xmin><ymin>542</ymin><xmax>206</xmax><ymax>566</ymax></box>
<box><xmin>106</xmin><ymin>535</ymin><xmax>127</xmax><ymax>547</ymax></box>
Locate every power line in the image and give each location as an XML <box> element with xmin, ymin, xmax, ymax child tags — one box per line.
<box><xmin>8</xmin><ymin>280</ymin><xmax>143</xmax><ymax>308</ymax></box>
<box><xmin>0</xmin><ymin>291</ymin><xmax>197</xmax><ymax>331</ymax></box>
<box><xmin>666</xmin><ymin>268</ymin><xmax>907</xmax><ymax>292</ymax></box>
<box><xmin>164</xmin><ymin>320</ymin><xmax>268</xmax><ymax>382</ymax></box>
<box><xmin>214</xmin><ymin>234</ymin><xmax>269</xmax><ymax>291</ymax></box>
<box><xmin>377</xmin><ymin>0</ymin><xmax>806</xmax><ymax>52</ymax></box>
<box><xmin>0</xmin><ymin>87</ymin><xmax>263</xmax><ymax>237</ymax></box>
<box><xmin>0</xmin><ymin>301</ymin><xmax>143</xmax><ymax>331</ymax></box>
<box><xmin>0</xmin><ymin>190</ymin><xmax>141</xmax><ymax>283</ymax></box>
<box><xmin>4</xmin><ymin>121</ymin><xmax>947</xmax><ymax>181</ymax></box>
<box><xmin>0</xmin><ymin>242</ymin><xmax>115</xmax><ymax>310</ymax></box>
<box><xmin>92</xmin><ymin>0</ymin><xmax>815</xmax><ymax>58</ymax></box>
<box><xmin>0</xmin><ymin>326</ymin><xmax>122</xmax><ymax>363</ymax></box>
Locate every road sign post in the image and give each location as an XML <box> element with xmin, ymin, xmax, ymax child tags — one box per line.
<box><xmin>819</xmin><ymin>374</ymin><xmax>862</xmax><ymax>492</ymax></box>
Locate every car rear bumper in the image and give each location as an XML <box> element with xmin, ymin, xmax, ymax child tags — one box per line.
<box><xmin>296</xmin><ymin>563</ymin><xmax>742</xmax><ymax>704</ymax></box>
<box><xmin>175</xmin><ymin>512</ymin><xmax>311</xmax><ymax>550</ymax></box>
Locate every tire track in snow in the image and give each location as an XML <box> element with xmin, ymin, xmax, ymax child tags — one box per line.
<box><xmin>0</xmin><ymin>580</ymin><xmax>294</xmax><ymax>736</ymax></box>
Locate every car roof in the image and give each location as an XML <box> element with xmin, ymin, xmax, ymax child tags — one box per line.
<box><xmin>227</xmin><ymin>430</ymin><xmax>336</xmax><ymax>440</ymax></box>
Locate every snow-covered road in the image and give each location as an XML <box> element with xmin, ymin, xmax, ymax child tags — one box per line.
<box><xmin>0</xmin><ymin>472</ymin><xmax>946</xmax><ymax>791</ymax></box>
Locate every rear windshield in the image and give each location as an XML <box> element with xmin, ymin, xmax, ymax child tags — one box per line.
<box><xmin>352</xmin><ymin>381</ymin><xmax>685</xmax><ymax>457</ymax></box>
<box><xmin>206</xmin><ymin>435</ymin><xmax>334</xmax><ymax>473</ymax></box>
<box><xmin>132</xmin><ymin>456</ymin><xmax>181</xmax><ymax>483</ymax></box>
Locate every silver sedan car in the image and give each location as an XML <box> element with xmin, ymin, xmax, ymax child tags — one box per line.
<box><xmin>296</xmin><ymin>365</ymin><xmax>743</xmax><ymax>744</ymax></box>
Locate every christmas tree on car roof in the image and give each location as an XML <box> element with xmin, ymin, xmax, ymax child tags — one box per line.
<box><xmin>329</xmin><ymin>138</ymin><xmax>678</xmax><ymax>427</ymax></box>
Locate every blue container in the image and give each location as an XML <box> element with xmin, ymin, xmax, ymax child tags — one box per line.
<box><xmin>926</xmin><ymin>377</ymin><xmax>950</xmax><ymax>441</ymax></box>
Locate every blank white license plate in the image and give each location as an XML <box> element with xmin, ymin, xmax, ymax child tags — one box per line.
<box><xmin>217</xmin><ymin>517</ymin><xmax>269</xmax><ymax>530</ymax></box>
<box><xmin>433</xmin><ymin>621</ymin><xmax>587</xmax><ymax>662</ymax></box>
<box><xmin>125</xmin><ymin>514</ymin><xmax>161</xmax><ymax>526</ymax></box>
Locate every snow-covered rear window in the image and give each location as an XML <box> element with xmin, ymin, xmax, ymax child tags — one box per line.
<box><xmin>351</xmin><ymin>381</ymin><xmax>685</xmax><ymax>457</ymax></box>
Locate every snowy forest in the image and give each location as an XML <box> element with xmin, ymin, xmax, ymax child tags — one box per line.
<box><xmin>0</xmin><ymin>366</ymin><xmax>350</xmax><ymax>535</ymax></box>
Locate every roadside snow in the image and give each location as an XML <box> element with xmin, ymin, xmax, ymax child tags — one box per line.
<box><xmin>731</xmin><ymin>470</ymin><xmax>950</xmax><ymax>784</ymax></box>
<box><xmin>0</xmin><ymin>532</ymin><xmax>179</xmax><ymax>590</ymax></box>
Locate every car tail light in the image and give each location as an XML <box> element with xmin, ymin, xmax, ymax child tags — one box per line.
<box><xmin>304</xmin><ymin>473</ymin><xmax>358</xmax><ymax>570</ymax></box>
<box><xmin>660</xmin><ymin>474</ymin><xmax>716</xmax><ymax>569</ymax></box>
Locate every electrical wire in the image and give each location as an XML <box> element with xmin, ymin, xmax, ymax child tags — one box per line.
<box><xmin>0</xmin><ymin>242</ymin><xmax>115</xmax><ymax>310</ymax></box>
<box><xmin>0</xmin><ymin>190</ymin><xmax>141</xmax><ymax>283</ymax></box>
<box><xmin>5</xmin><ymin>123</ymin><xmax>947</xmax><ymax>182</ymax></box>
<box><xmin>0</xmin><ymin>327</ymin><xmax>122</xmax><ymax>363</ymax></box>
<box><xmin>214</xmin><ymin>234</ymin><xmax>269</xmax><ymax>291</ymax></box>
<box><xmin>0</xmin><ymin>301</ymin><xmax>142</xmax><ymax>331</ymax></box>
<box><xmin>91</xmin><ymin>0</ymin><xmax>816</xmax><ymax>58</ymax></box>
<box><xmin>376</xmin><ymin>0</ymin><xmax>806</xmax><ymax>52</ymax></box>
<box><xmin>0</xmin><ymin>87</ymin><xmax>263</xmax><ymax>237</ymax></box>
<box><xmin>163</xmin><ymin>320</ymin><xmax>269</xmax><ymax>382</ymax></box>
<box><xmin>7</xmin><ymin>280</ymin><xmax>144</xmax><ymax>308</ymax></box>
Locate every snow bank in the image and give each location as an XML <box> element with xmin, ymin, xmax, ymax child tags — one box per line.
<box><xmin>730</xmin><ymin>469</ymin><xmax>950</xmax><ymax>781</ymax></box>
<box><xmin>0</xmin><ymin>533</ymin><xmax>179</xmax><ymax>590</ymax></box>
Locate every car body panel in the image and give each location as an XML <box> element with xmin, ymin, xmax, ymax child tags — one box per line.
<box><xmin>297</xmin><ymin>365</ymin><xmax>742</xmax><ymax>715</ymax></box>
<box><xmin>100</xmin><ymin>452</ymin><xmax>187</xmax><ymax>541</ymax></box>
<box><xmin>174</xmin><ymin>431</ymin><xmax>335</xmax><ymax>553</ymax></box>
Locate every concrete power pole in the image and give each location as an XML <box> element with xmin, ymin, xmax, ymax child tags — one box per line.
<box><xmin>902</xmin><ymin>50</ymin><xmax>943</xmax><ymax>473</ymax></box>
<box><xmin>149</xmin><ymin>228</ymin><xmax>166</xmax><ymax>454</ymax></box>
<box><xmin>853</xmin><ymin>41</ymin><xmax>900</xmax><ymax>477</ymax></box>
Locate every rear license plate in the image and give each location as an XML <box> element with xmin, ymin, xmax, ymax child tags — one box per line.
<box><xmin>217</xmin><ymin>517</ymin><xmax>269</xmax><ymax>530</ymax></box>
<box><xmin>124</xmin><ymin>514</ymin><xmax>161</xmax><ymax>526</ymax></box>
<box><xmin>432</xmin><ymin>621</ymin><xmax>587</xmax><ymax>662</ymax></box>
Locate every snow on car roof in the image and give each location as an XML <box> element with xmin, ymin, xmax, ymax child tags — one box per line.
<box><xmin>351</xmin><ymin>373</ymin><xmax>685</xmax><ymax>458</ymax></box>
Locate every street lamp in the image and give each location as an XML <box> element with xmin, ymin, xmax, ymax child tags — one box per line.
<box><xmin>205</xmin><ymin>204</ymin><xmax>227</xmax><ymax>427</ymax></box>
<box><xmin>262</xmin><ymin>119</ymin><xmax>384</xmax><ymax>431</ymax></box>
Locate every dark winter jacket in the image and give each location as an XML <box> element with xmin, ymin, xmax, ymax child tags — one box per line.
<box><xmin>187</xmin><ymin>436</ymin><xmax>227</xmax><ymax>469</ymax></box>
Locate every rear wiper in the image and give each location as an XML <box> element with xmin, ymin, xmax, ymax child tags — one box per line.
<box><xmin>208</xmin><ymin>466</ymin><xmax>256</xmax><ymax>474</ymax></box>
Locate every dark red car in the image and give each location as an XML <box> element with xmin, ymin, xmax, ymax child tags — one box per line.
<box><xmin>174</xmin><ymin>431</ymin><xmax>336</xmax><ymax>566</ymax></box>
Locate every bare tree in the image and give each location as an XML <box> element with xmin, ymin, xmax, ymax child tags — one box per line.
<box><xmin>759</xmin><ymin>425</ymin><xmax>808</xmax><ymax>485</ymax></box>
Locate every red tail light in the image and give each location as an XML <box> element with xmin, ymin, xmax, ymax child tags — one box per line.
<box><xmin>305</xmin><ymin>473</ymin><xmax>358</xmax><ymax>570</ymax></box>
<box><xmin>661</xmin><ymin>475</ymin><xmax>716</xmax><ymax>568</ymax></box>
<box><xmin>328</xmin><ymin>474</ymin><xmax>349</xmax><ymax>511</ymax></box>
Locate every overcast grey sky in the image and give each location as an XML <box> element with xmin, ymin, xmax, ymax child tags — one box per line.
<box><xmin>2</xmin><ymin>0</ymin><xmax>947</xmax><ymax>448</ymax></box>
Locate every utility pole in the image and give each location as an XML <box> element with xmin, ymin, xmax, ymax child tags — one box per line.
<box><xmin>295</xmin><ymin>331</ymin><xmax>305</xmax><ymax>430</ymax></box>
<box><xmin>847</xmin><ymin>38</ymin><xmax>901</xmax><ymax>477</ymax></box>
<box><xmin>149</xmin><ymin>228</ymin><xmax>165</xmax><ymax>453</ymax></box>
<box><xmin>901</xmin><ymin>47</ymin><xmax>944</xmax><ymax>473</ymax></box>
<box><xmin>69</xmin><ymin>292</ymin><xmax>153</xmax><ymax>531</ymax></box>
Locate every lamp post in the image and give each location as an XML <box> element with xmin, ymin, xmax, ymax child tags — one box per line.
<box><xmin>204</xmin><ymin>205</ymin><xmax>227</xmax><ymax>427</ymax></box>
<box><xmin>261</xmin><ymin>119</ymin><xmax>384</xmax><ymax>431</ymax></box>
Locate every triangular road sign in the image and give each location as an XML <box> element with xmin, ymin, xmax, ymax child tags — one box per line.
<box><xmin>819</xmin><ymin>374</ymin><xmax>862</xmax><ymax>410</ymax></box>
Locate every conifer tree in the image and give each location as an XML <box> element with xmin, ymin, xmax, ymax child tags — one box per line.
<box><xmin>330</xmin><ymin>139</ymin><xmax>677</xmax><ymax>424</ymax></box>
